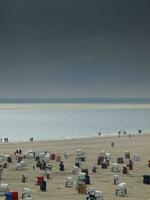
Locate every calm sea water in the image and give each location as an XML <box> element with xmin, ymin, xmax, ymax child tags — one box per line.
<box><xmin>0</xmin><ymin>103</ymin><xmax>150</xmax><ymax>142</ymax></box>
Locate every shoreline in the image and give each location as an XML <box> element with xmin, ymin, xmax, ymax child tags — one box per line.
<box><xmin>1</xmin><ymin>129</ymin><xmax>148</xmax><ymax>145</ymax></box>
<box><xmin>0</xmin><ymin>103</ymin><xmax>150</xmax><ymax>110</ymax></box>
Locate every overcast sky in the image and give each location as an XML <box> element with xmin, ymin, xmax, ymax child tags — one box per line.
<box><xmin>0</xmin><ymin>0</ymin><xmax>150</xmax><ymax>98</ymax></box>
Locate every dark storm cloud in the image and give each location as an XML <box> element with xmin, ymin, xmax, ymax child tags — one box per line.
<box><xmin>0</xmin><ymin>0</ymin><xmax>150</xmax><ymax>98</ymax></box>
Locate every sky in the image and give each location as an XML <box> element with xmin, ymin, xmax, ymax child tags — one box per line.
<box><xmin>0</xmin><ymin>0</ymin><xmax>150</xmax><ymax>99</ymax></box>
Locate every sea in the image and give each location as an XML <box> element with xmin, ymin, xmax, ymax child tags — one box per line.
<box><xmin>0</xmin><ymin>98</ymin><xmax>150</xmax><ymax>142</ymax></box>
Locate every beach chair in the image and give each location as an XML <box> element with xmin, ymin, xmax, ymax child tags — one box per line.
<box><xmin>113</xmin><ymin>175</ymin><xmax>119</xmax><ymax>185</ymax></box>
<box><xmin>24</xmin><ymin>150</ymin><xmax>35</xmax><ymax>159</ymax></box>
<box><xmin>76</xmin><ymin>172</ymin><xmax>86</xmax><ymax>190</ymax></box>
<box><xmin>106</xmin><ymin>153</ymin><xmax>111</xmax><ymax>160</ymax></box>
<box><xmin>116</xmin><ymin>182</ymin><xmax>127</xmax><ymax>196</ymax></box>
<box><xmin>20</xmin><ymin>160</ymin><xmax>27</xmax><ymax>168</ymax></box>
<box><xmin>45</xmin><ymin>164</ymin><xmax>52</xmax><ymax>179</ymax></box>
<box><xmin>117</xmin><ymin>157</ymin><xmax>124</xmax><ymax>164</ymax></box>
<box><xmin>27</xmin><ymin>153</ymin><xmax>35</xmax><ymax>159</ymax></box>
<box><xmin>111</xmin><ymin>163</ymin><xmax>120</xmax><ymax>172</ymax></box>
<box><xmin>87</xmin><ymin>187</ymin><xmax>96</xmax><ymax>195</ymax></box>
<box><xmin>78</xmin><ymin>172</ymin><xmax>86</xmax><ymax>183</ymax></box>
<box><xmin>91</xmin><ymin>165</ymin><xmax>97</xmax><ymax>173</ymax></box>
<box><xmin>36</xmin><ymin>176</ymin><xmax>44</xmax><ymax>185</ymax></box>
<box><xmin>5</xmin><ymin>192</ymin><xmax>18</xmax><ymax>200</ymax></box>
<box><xmin>95</xmin><ymin>191</ymin><xmax>103</xmax><ymax>200</ymax></box>
<box><xmin>86</xmin><ymin>189</ymin><xmax>103</xmax><ymax>200</ymax></box>
<box><xmin>124</xmin><ymin>151</ymin><xmax>130</xmax><ymax>159</ymax></box>
<box><xmin>0</xmin><ymin>164</ymin><xmax>3</xmax><ymax>180</ymax></box>
<box><xmin>44</xmin><ymin>153</ymin><xmax>50</xmax><ymax>162</ymax></box>
<box><xmin>65</xmin><ymin>177</ymin><xmax>73</xmax><ymax>187</ymax></box>
<box><xmin>39</xmin><ymin>152</ymin><xmax>45</xmax><ymax>160</ymax></box>
<box><xmin>143</xmin><ymin>175</ymin><xmax>150</xmax><ymax>184</ymax></box>
<box><xmin>40</xmin><ymin>181</ymin><xmax>46</xmax><ymax>191</ymax></box>
<box><xmin>0</xmin><ymin>183</ymin><xmax>9</xmax><ymax>195</ymax></box>
<box><xmin>133</xmin><ymin>154</ymin><xmax>140</xmax><ymax>161</ymax></box>
<box><xmin>22</xmin><ymin>188</ymin><xmax>32</xmax><ymax>199</ymax></box>
<box><xmin>0</xmin><ymin>154</ymin><xmax>7</xmax><ymax>162</ymax></box>
<box><xmin>16</xmin><ymin>163</ymin><xmax>22</xmax><ymax>170</ymax></box>
<box><xmin>76</xmin><ymin>149</ymin><xmax>86</xmax><ymax>161</ymax></box>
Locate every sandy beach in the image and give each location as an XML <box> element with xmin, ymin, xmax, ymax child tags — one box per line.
<box><xmin>0</xmin><ymin>133</ymin><xmax>150</xmax><ymax>200</ymax></box>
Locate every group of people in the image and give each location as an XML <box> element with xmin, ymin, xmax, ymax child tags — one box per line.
<box><xmin>118</xmin><ymin>131</ymin><xmax>131</xmax><ymax>138</ymax></box>
<box><xmin>0</xmin><ymin>138</ymin><xmax>9</xmax><ymax>143</ymax></box>
<box><xmin>98</xmin><ymin>129</ymin><xmax>143</xmax><ymax>138</ymax></box>
<box><xmin>0</xmin><ymin>137</ymin><xmax>34</xmax><ymax>143</ymax></box>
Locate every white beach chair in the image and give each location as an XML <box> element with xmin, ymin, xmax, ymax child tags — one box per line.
<box><xmin>22</xmin><ymin>188</ymin><xmax>32</xmax><ymax>199</ymax></box>
<box><xmin>27</xmin><ymin>153</ymin><xmax>35</xmax><ymax>159</ymax></box>
<box><xmin>20</xmin><ymin>160</ymin><xmax>27</xmax><ymax>167</ymax></box>
<box><xmin>133</xmin><ymin>154</ymin><xmax>140</xmax><ymax>161</ymax></box>
<box><xmin>17</xmin><ymin>163</ymin><xmax>22</xmax><ymax>170</ymax></box>
<box><xmin>0</xmin><ymin>183</ymin><xmax>9</xmax><ymax>194</ymax></box>
<box><xmin>106</xmin><ymin>152</ymin><xmax>111</xmax><ymax>160</ymax></box>
<box><xmin>116</xmin><ymin>182</ymin><xmax>127</xmax><ymax>196</ymax></box>
<box><xmin>44</xmin><ymin>153</ymin><xmax>51</xmax><ymax>162</ymax></box>
<box><xmin>39</xmin><ymin>152</ymin><xmax>45</xmax><ymax>160</ymax></box>
<box><xmin>111</xmin><ymin>163</ymin><xmax>120</xmax><ymax>172</ymax></box>
<box><xmin>76</xmin><ymin>149</ymin><xmax>86</xmax><ymax>161</ymax></box>
<box><xmin>65</xmin><ymin>177</ymin><xmax>73</xmax><ymax>187</ymax></box>
<box><xmin>113</xmin><ymin>175</ymin><xmax>119</xmax><ymax>185</ymax></box>
<box><xmin>86</xmin><ymin>189</ymin><xmax>103</xmax><ymax>200</ymax></box>
<box><xmin>87</xmin><ymin>187</ymin><xmax>96</xmax><ymax>195</ymax></box>
<box><xmin>95</xmin><ymin>191</ymin><xmax>103</xmax><ymax>200</ymax></box>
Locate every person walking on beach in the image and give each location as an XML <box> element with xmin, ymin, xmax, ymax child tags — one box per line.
<box><xmin>30</xmin><ymin>137</ymin><xmax>34</xmax><ymax>142</ymax></box>
<box><xmin>118</xmin><ymin>131</ymin><xmax>121</xmax><ymax>138</ymax></box>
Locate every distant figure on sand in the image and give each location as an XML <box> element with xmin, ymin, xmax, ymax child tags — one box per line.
<box><xmin>4</xmin><ymin>138</ymin><xmax>8</xmax><ymax>142</ymax></box>
<box><xmin>123</xmin><ymin>131</ymin><xmax>127</xmax><ymax>136</ymax></box>
<box><xmin>98</xmin><ymin>132</ymin><xmax>101</xmax><ymax>136</ymax></box>
<box><xmin>30</xmin><ymin>137</ymin><xmax>34</xmax><ymax>142</ymax></box>
<box><xmin>138</xmin><ymin>129</ymin><xmax>142</xmax><ymax>134</ymax></box>
<box><xmin>111</xmin><ymin>141</ymin><xmax>115</xmax><ymax>147</ymax></box>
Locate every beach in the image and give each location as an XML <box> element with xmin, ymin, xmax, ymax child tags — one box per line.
<box><xmin>0</xmin><ymin>133</ymin><xmax>150</xmax><ymax>200</ymax></box>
